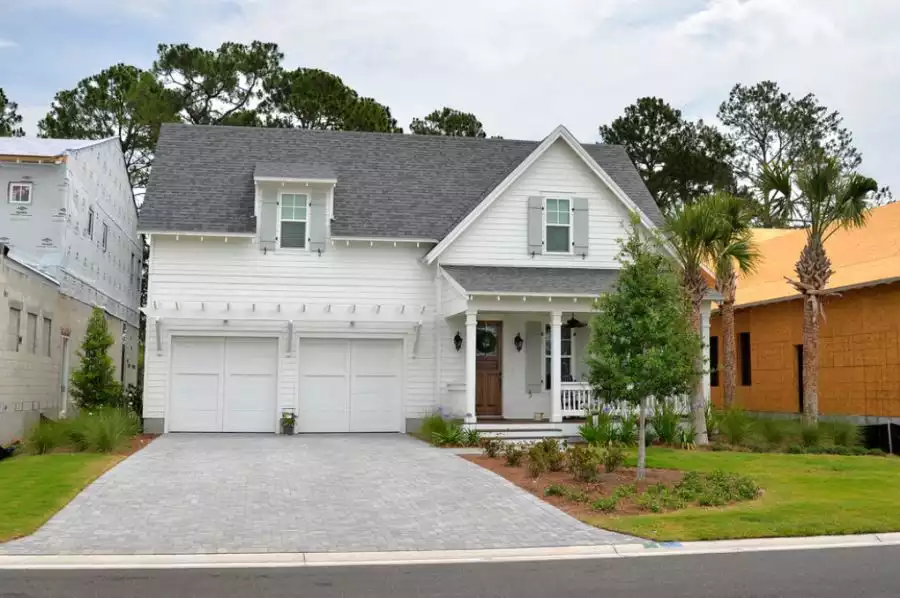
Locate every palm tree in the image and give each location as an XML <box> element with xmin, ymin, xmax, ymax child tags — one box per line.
<box><xmin>707</xmin><ymin>193</ymin><xmax>760</xmax><ymax>409</ymax></box>
<box><xmin>665</xmin><ymin>197</ymin><xmax>723</xmax><ymax>445</ymax></box>
<box><xmin>760</xmin><ymin>155</ymin><xmax>877</xmax><ymax>424</ymax></box>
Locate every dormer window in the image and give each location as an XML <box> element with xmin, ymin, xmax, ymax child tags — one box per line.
<box><xmin>544</xmin><ymin>198</ymin><xmax>572</xmax><ymax>253</ymax></box>
<box><xmin>279</xmin><ymin>193</ymin><xmax>308</xmax><ymax>249</ymax></box>
<box><xmin>9</xmin><ymin>182</ymin><xmax>32</xmax><ymax>204</ymax></box>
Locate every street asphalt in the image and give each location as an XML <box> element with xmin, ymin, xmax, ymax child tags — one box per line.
<box><xmin>1</xmin><ymin>545</ymin><xmax>898</xmax><ymax>597</ymax></box>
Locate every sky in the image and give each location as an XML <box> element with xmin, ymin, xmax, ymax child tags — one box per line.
<box><xmin>1</xmin><ymin>0</ymin><xmax>897</xmax><ymax>190</ymax></box>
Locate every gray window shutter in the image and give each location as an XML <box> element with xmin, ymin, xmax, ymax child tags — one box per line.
<box><xmin>527</xmin><ymin>196</ymin><xmax>543</xmax><ymax>256</ymax></box>
<box><xmin>308</xmin><ymin>190</ymin><xmax>327</xmax><ymax>254</ymax></box>
<box><xmin>525</xmin><ymin>321</ymin><xmax>543</xmax><ymax>393</ymax></box>
<box><xmin>573</xmin><ymin>197</ymin><xmax>589</xmax><ymax>258</ymax></box>
<box><xmin>259</xmin><ymin>191</ymin><xmax>278</xmax><ymax>253</ymax></box>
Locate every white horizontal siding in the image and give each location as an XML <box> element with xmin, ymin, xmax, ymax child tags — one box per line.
<box><xmin>143</xmin><ymin>239</ymin><xmax>439</xmax><ymax>425</ymax></box>
<box><xmin>441</xmin><ymin>139</ymin><xmax>632</xmax><ymax>268</ymax></box>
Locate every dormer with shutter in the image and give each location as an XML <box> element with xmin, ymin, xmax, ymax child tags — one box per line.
<box><xmin>253</xmin><ymin>162</ymin><xmax>335</xmax><ymax>255</ymax></box>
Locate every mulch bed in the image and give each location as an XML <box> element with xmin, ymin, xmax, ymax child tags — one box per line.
<box><xmin>462</xmin><ymin>454</ymin><xmax>683</xmax><ymax>517</ymax></box>
<box><xmin>124</xmin><ymin>434</ymin><xmax>157</xmax><ymax>456</ymax></box>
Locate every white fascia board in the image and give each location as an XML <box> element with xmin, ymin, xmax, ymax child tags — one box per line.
<box><xmin>138</xmin><ymin>230</ymin><xmax>256</xmax><ymax>238</ymax></box>
<box><xmin>438</xmin><ymin>267</ymin><xmax>468</xmax><ymax>296</ymax></box>
<box><xmin>469</xmin><ymin>291</ymin><xmax>602</xmax><ymax>299</ymax></box>
<box><xmin>253</xmin><ymin>176</ymin><xmax>338</xmax><ymax>185</ymax></box>
<box><xmin>330</xmin><ymin>236</ymin><xmax>439</xmax><ymax>244</ymax></box>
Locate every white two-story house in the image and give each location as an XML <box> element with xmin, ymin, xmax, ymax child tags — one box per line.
<box><xmin>139</xmin><ymin>123</ymin><xmax>713</xmax><ymax>436</ymax></box>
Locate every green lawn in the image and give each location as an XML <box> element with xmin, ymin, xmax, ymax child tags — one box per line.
<box><xmin>588</xmin><ymin>448</ymin><xmax>900</xmax><ymax>542</ymax></box>
<box><xmin>0</xmin><ymin>453</ymin><xmax>121</xmax><ymax>542</ymax></box>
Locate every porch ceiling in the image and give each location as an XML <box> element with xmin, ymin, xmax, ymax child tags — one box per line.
<box><xmin>441</xmin><ymin>265</ymin><xmax>617</xmax><ymax>297</ymax></box>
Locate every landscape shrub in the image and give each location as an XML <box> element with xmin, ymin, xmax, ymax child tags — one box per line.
<box><xmin>26</xmin><ymin>420</ymin><xmax>63</xmax><ymax>455</ymax></box>
<box><xmin>634</xmin><ymin>470</ymin><xmax>759</xmax><ymax>513</ymax></box>
<box><xmin>755</xmin><ymin>417</ymin><xmax>791</xmax><ymax>446</ymax></box>
<box><xmin>70</xmin><ymin>307</ymin><xmax>122</xmax><ymax>409</ymax></box>
<box><xmin>705</xmin><ymin>404</ymin><xmax>722</xmax><ymax>437</ymax></box>
<box><xmin>601</xmin><ymin>443</ymin><xmax>626</xmax><ymax>473</ymax></box>
<box><xmin>613</xmin><ymin>483</ymin><xmax>638</xmax><ymax>499</ymax></box>
<box><xmin>535</xmin><ymin>437</ymin><xmax>566</xmax><ymax>471</ymax></box>
<box><xmin>64</xmin><ymin>417</ymin><xmax>91</xmax><ymax>452</ymax></box>
<box><xmin>800</xmin><ymin>424</ymin><xmax>823</xmax><ymax>448</ymax></box>
<box><xmin>503</xmin><ymin>442</ymin><xmax>525</xmax><ymax>467</ymax></box>
<box><xmin>719</xmin><ymin>407</ymin><xmax>754</xmax><ymax>445</ymax></box>
<box><xmin>823</xmin><ymin>420</ymin><xmax>861</xmax><ymax>448</ymax></box>
<box><xmin>679</xmin><ymin>425</ymin><xmax>697</xmax><ymax>449</ymax></box>
<box><xmin>615</xmin><ymin>412</ymin><xmax>638</xmax><ymax>446</ymax></box>
<box><xmin>579</xmin><ymin>409</ymin><xmax>612</xmax><ymax>446</ymax></box>
<box><xmin>420</xmin><ymin>412</ymin><xmax>450</xmax><ymax>440</ymax></box>
<box><xmin>635</xmin><ymin>483</ymin><xmax>684</xmax><ymax>512</ymax></box>
<box><xmin>482</xmin><ymin>438</ymin><xmax>503</xmax><ymax>458</ymax></box>
<box><xmin>461</xmin><ymin>427</ymin><xmax>481</xmax><ymax>448</ymax></box>
<box><xmin>431</xmin><ymin>421</ymin><xmax>465</xmax><ymax>446</ymax></box>
<box><xmin>744</xmin><ymin>439</ymin><xmax>772</xmax><ymax>453</ymax></box>
<box><xmin>566</xmin><ymin>445</ymin><xmax>602</xmax><ymax>482</ymax></box>
<box><xmin>545</xmin><ymin>484</ymin><xmax>568</xmax><ymax>497</ymax></box>
<box><xmin>650</xmin><ymin>399</ymin><xmax>680</xmax><ymax>445</ymax></box>
<box><xmin>591</xmin><ymin>496</ymin><xmax>618</xmax><ymax>513</ymax></box>
<box><xmin>526</xmin><ymin>444</ymin><xmax>549</xmax><ymax>478</ymax></box>
<box><xmin>81</xmin><ymin>408</ymin><xmax>141</xmax><ymax>453</ymax></box>
<box><xmin>786</xmin><ymin>444</ymin><xmax>806</xmax><ymax>454</ymax></box>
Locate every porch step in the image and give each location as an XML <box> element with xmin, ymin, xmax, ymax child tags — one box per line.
<box><xmin>478</xmin><ymin>428</ymin><xmax>565</xmax><ymax>440</ymax></box>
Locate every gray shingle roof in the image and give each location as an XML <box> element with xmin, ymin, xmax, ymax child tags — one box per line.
<box><xmin>140</xmin><ymin>124</ymin><xmax>662</xmax><ymax>237</ymax></box>
<box><xmin>254</xmin><ymin>162</ymin><xmax>336</xmax><ymax>180</ymax></box>
<box><xmin>442</xmin><ymin>266</ymin><xmax>618</xmax><ymax>296</ymax></box>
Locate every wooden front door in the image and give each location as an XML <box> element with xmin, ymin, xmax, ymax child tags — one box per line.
<box><xmin>475</xmin><ymin>321</ymin><xmax>502</xmax><ymax>417</ymax></box>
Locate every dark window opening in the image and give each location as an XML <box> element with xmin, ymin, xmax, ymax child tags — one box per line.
<box><xmin>710</xmin><ymin>336</ymin><xmax>719</xmax><ymax>387</ymax></box>
<box><xmin>739</xmin><ymin>332</ymin><xmax>752</xmax><ymax>386</ymax></box>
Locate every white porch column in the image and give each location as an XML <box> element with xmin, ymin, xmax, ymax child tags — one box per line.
<box><xmin>699</xmin><ymin>301</ymin><xmax>712</xmax><ymax>409</ymax></box>
<box><xmin>550</xmin><ymin>310</ymin><xmax>563</xmax><ymax>423</ymax></box>
<box><xmin>464</xmin><ymin>310</ymin><xmax>478</xmax><ymax>424</ymax></box>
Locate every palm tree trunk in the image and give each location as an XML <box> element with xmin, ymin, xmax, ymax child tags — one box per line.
<box><xmin>686</xmin><ymin>269</ymin><xmax>710</xmax><ymax>445</ymax></box>
<box><xmin>802</xmin><ymin>296</ymin><xmax>820</xmax><ymax>425</ymax></box>
<box><xmin>718</xmin><ymin>267</ymin><xmax>738</xmax><ymax>408</ymax></box>
<box><xmin>794</xmin><ymin>238</ymin><xmax>832</xmax><ymax>426</ymax></box>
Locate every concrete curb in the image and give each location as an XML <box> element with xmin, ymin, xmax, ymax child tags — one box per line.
<box><xmin>1</xmin><ymin>533</ymin><xmax>899</xmax><ymax>570</ymax></box>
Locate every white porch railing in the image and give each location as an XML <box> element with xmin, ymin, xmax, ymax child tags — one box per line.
<box><xmin>560</xmin><ymin>382</ymin><xmax>692</xmax><ymax>418</ymax></box>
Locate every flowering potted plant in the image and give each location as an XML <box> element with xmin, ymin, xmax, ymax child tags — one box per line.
<box><xmin>280</xmin><ymin>409</ymin><xmax>297</xmax><ymax>435</ymax></box>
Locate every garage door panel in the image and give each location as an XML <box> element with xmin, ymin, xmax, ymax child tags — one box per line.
<box><xmin>170</xmin><ymin>336</ymin><xmax>277</xmax><ymax>433</ymax></box>
<box><xmin>298</xmin><ymin>338</ymin><xmax>401</xmax><ymax>433</ymax></box>
<box><xmin>170</xmin><ymin>373</ymin><xmax>221</xmax><ymax>432</ymax></box>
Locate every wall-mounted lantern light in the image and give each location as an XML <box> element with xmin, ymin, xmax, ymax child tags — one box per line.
<box><xmin>453</xmin><ymin>331</ymin><xmax>463</xmax><ymax>352</ymax></box>
<box><xmin>514</xmin><ymin>332</ymin><xmax>524</xmax><ymax>352</ymax></box>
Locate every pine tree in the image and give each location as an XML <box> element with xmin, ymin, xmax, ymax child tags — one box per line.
<box><xmin>70</xmin><ymin>308</ymin><xmax>122</xmax><ymax>409</ymax></box>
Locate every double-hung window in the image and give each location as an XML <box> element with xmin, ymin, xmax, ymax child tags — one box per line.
<box><xmin>9</xmin><ymin>182</ymin><xmax>32</xmax><ymax>204</ymax></box>
<box><xmin>544</xmin><ymin>324</ymin><xmax>573</xmax><ymax>389</ymax></box>
<box><xmin>279</xmin><ymin>193</ymin><xmax>307</xmax><ymax>249</ymax></box>
<box><xmin>544</xmin><ymin>198</ymin><xmax>571</xmax><ymax>253</ymax></box>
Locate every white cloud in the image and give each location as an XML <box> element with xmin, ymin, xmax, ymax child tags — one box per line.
<box><xmin>20</xmin><ymin>0</ymin><xmax>900</xmax><ymax>189</ymax></box>
<box><xmin>0</xmin><ymin>39</ymin><xmax>17</xmax><ymax>49</ymax></box>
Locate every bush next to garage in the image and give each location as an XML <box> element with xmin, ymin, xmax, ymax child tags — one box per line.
<box><xmin>25</xmin><ymin>408</ymin><xmax>141</xmax><ymax>455</ymax></box>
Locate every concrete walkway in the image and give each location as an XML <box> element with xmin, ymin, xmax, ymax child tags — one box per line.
<box><xmin>1</xmin><ymin>434</ymin><xmax>633</xmax><ymax>555</ymax></box>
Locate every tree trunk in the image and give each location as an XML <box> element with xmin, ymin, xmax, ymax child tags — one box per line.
<box><xmin>717</xmin><ymin>266</ymin><xmax>738</xmax><ymax>409</ymax></box>
<box><xmin>686</xmin><ymin>269</ymin><xmax>709</xmax><ymax>445</ymax></box>
<box><xmin>637</xmin><ymin>397</ymin><xmax>647</xmax><ymax>481</ymax></box>
<box><xmin>794</xmin><ymin>239</ymin><xmax>832</xmax><ymax>426</ymax></box>
<box><xmin>802</xmin><ymin>295</ymin><xmax>820</xmax><ymax>425</ymax></box>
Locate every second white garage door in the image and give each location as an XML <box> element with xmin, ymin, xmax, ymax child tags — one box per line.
<box><xmin>297</xmin><ymin>339</ymin><xmax>402</xmax><ymax>433</ymax></box>
<box><xmin>169</xmin><ymin>337</ymin><xmax>278</xmax><ymax>433</ymax></box>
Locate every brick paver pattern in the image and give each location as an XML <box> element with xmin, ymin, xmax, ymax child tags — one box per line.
<box><xmin>1</xmin><ymin>434</ymin><xmax>635</xmax><ymax>555</ymax></box>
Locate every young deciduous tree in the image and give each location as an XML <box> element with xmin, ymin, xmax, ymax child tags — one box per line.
<box><xmin>410</xmin><ymin>107</ymin><xmax>486</xmax><ymax>137</ymax></box>
<box><xmin>587</xmin><ymin>217</ymin><xmax>700</xmax><ymax>479</ymax></box>
<box><xmin>70</xmin><ymin>308</ymin><xmax>122</xmax><ymax>410</ymax></box>
<box><xmin>0</xmin><ymin>88</ymin><xmax>25</xmax><ymax>137</ymax></box>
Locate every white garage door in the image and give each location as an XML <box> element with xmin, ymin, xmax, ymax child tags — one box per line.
<box><xmin>169</xmin><ymin>337</ymin><xmax>277</xmax><ymax>433</ymax></box>
<box><xmin>297</xmin><ymin>339</ymin><xmax>402</xmax><ymax>433</ymax></box>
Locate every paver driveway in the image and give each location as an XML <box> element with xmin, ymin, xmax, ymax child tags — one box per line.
<box><xmin>1</xmin><ymin>434</ymin><xmax>634</xmax><ymax>555</ymax></box>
